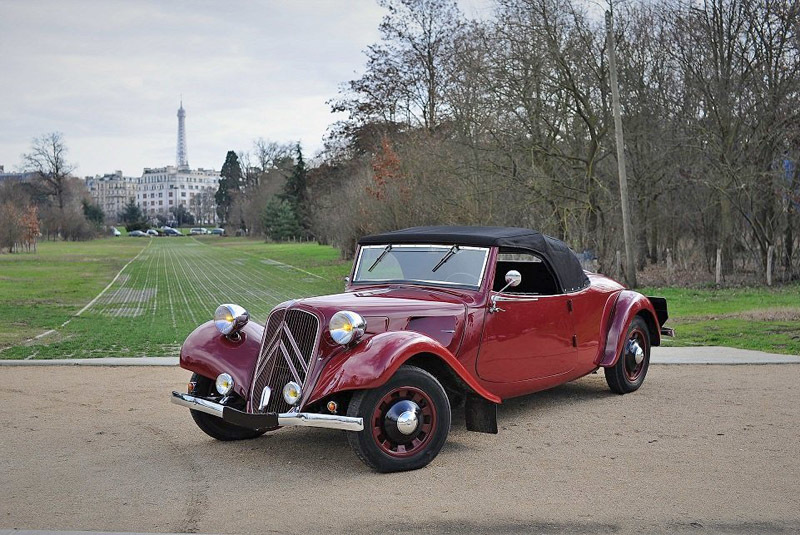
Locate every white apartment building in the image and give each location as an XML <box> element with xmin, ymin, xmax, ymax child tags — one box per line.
<box><xmin>86</xmin><ymin>171</ymin><xmax>139</xmax><ymax>221</ymax></box>
<box><xmin>137</xmin><ymin>166</ymin><xmax>219</xmax><ymax>224</ymax></box>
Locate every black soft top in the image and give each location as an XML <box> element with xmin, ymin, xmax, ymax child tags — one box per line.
<box><xmin>359</xmin><ymin>226</ymin><xmax>590</xmax><ymax>293</ymax></box>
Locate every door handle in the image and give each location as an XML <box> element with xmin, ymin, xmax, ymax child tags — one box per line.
<box><xmin>489</xmin><ymin>296</ymin><xmax>505</xmax><ymax>313</ymax></box>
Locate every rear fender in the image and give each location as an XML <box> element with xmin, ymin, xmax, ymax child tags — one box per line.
<box><xmin>307</xmin><ymin>331</ymin><xmax>501</xmax><ymax>405</ymax></box>
<box><xmin>596</xmin><ymin>290</ymin><xmax>660</xmax><ymax>368</ymax></box>
<box><xmin>179</xmin><ymin>320</ymin><xmax>263</xmax><ymax>399</ymax></box>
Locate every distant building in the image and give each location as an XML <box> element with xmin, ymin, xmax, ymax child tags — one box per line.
<box><xmin>137</xmin><ymin>165</ymin><xmax>219</xmax><ymax>224</ymax></box>
<box><xmin>0</xmin><ymin>165</ymin><xmax>37</xmax><ymax>183</ymax></box>
<box><xmin>85</xmin><ymin>171</ymin><xmax>138</xmax><ymax>221</ymax></box>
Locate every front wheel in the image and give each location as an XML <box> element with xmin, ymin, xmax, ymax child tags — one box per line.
<box><xmin>605</xmin><ymin>316</ymin><xmax>651</xmax><ymax>394</ymax></box>
<box><xmin>188</xmin><ymin>373</ymin><xmax>266</xmax><ymax>441</ymax></box>
<box><xmin>347</xmin><ymin>365</ymin><xmax>451</xmax><ymax>472</ymax></box>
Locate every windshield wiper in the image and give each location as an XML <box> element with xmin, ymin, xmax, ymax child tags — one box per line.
<box><xmin>432</xmin><ymin>245</ymin><xmax>459</xmax><ymax>272</ymax></box>
<box><xmin>367</xmin><ymin>244</ymin><xmax>392</xmax><ymax>272</ymax></box>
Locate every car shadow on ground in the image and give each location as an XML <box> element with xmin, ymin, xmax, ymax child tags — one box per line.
<box><xmin>188</xmin><ymin>425</ymin><xmax>487</xmax><ymax>475</ymax></box>
<box><xmin>493</xmin><ymin>373</ymin><xmax>615</xmax><ymax>421</ymax></box>
<box><xmin>181</xmin><ymin>425</ymin><xmax>367</xmax><ymax>472</ymax></box>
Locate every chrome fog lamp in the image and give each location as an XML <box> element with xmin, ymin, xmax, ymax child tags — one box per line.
<box><xmin>214</xmin><ymin>303</ymin><xmax>249</xmax><ymax>337</ymax></box>
<box><xmin>215</xmin><ymin>372</ymin><xmax>234</xmax><ymax>395</ymax></box>
<box><xmin>283</xmin><ymin>381</ymin><xmax>302</xmax><ymax>405</ymax></box>
<box><xmin>329</xmin><ymin>310</ymin><xmax>366</xmax><ymax>345</ymax></box>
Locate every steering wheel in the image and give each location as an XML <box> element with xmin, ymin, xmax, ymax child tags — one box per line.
<box><xmin>444</xmin><ymin>272</ymin><xmax>478</xmax><ymax>284</ymax></box>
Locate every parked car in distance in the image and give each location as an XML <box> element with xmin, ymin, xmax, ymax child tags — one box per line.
<box><xmin>110</xmin><ymin>227</ymin><xmax>121</xmax><ymax>237</ymax></box>
<box><xmin>128</xmin><ymin>230</ymin><xmax>148</xmax><ymax>237</ymax></box>
<box><xmin>189</xmin><ymin>227</ymin><xmax>209</xmax><ymax>235</ymax></box>
<box><xmin>209</xmin><ymin>228</ymin><xmax>224</xmax><ymax>235</ymax></box>
<box><xmin>164</xmin><ymin>227</ymin><xmax>184</xmax><ymax>236</ymax></box>
<box><xmin>171</xmin><ymin>226</ymin><xmax>672</xmax><ymax>472</ymax></box>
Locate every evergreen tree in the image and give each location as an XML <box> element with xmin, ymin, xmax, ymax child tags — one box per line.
<box><xmin>262</xmin><ymin>197</ymin><xmax>301</xmax><ymax>241</ymax></box>
<box><xmin>215</xmin><ymin>150</ymin><xmax>242</xmax><ymax>224</ymax></box>
<box><xmin>81</xmin><ymin>199</ymin><xmax>105</xmax><ymax>226</ymax></box>
<box><xmin>280</xmin><ymin>143</ymin><xmax>309</xmax><ymax>234</ymax></box>
<box><xmin>170</xmin><ymin>204</ymin><xmax>195</xmax><ymax>226</ymax></box>
<box><xmin>120</xmin><ymin>198</ymin><xmax>146</xmax><ymax>231</ymax></box>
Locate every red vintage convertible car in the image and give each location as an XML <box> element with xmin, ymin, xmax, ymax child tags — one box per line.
<box><xmin>171</xmin><ymin>226</ymin><xmax>671</xmax><ymax>472</ymax></box>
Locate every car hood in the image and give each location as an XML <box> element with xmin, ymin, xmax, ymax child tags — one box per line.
<box><xmin>292</xmin><ymin>286</ymin><xmax>471</xmax><ymax>354</ymax></box>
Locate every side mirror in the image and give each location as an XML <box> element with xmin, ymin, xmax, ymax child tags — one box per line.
<box><xmin>490</xmin><ymin>270</ymin><xmax>522</xmax><ymax>314</ymax></box>
<box><xmin>504</xmin><ymin>270</ymin><xmax>522</xmax><ymax>289</ymax></box>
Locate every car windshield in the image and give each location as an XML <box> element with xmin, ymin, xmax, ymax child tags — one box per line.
<box><xmin>353</xmin><ymin>244</ymin><xmax>489</xmax><ymax>289</ymax></box>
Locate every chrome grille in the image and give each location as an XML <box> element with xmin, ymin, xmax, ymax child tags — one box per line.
<box><xmin>251</xmin><ymin>308</ymin><xmax>320</xmax><ymax>414</ymax></box>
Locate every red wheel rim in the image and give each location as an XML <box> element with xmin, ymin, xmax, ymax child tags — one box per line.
<box><xmin>371</xmin><ymin>386</ymin><xmax>436</xmax><ymax>458</ymax></box>
<box><xmin>624</xmin><ymin>329</ymin><xmax>647</xmax><ymax>382</ymax></box>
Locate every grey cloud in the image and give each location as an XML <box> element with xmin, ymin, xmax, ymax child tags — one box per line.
<box><xmin>0</xmin><ymin>0</ymin><xmax>385</xmax><ymax>175</ymax></box>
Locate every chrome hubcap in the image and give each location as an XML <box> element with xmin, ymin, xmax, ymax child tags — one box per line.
<box><xmin>627</xmin><ymin>339</ymin><xmax>644</xmax><ymax>365</ymax></box>
<box><xmin>384</xmin><ymin>400</ymin><xmax>421</xmax><ymax>441</ymax></box>
<box><xmin>396</xmin><ymin>409</ymin><xmax>419</xmax><ymax>435</ymax></box>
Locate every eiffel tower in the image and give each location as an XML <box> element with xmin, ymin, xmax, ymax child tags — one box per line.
<box><xmin>176</xmin><ymin>99</ymin><xmax>188</xmax><ymax>170</ymax></box>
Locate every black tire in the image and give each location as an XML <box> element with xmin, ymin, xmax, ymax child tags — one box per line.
<box><xmin>605</xmin><ymin>316</ymin><xmax>651</xmax><ymax>395</ymax></box>
<box><xmin>347</xmin><ymin>365</ymin><xmax>451</xmax><ymax>473</ymax></box>
<box><xmin>189</xmin><ymin>373</ymin><xmax>266</xmax><ymax>441</ymax></box>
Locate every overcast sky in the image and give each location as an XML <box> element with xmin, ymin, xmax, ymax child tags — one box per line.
<box><xmin>0</xmin><ymin>0</ymin><xmax>493</xmax><ymax>178</ymax></box>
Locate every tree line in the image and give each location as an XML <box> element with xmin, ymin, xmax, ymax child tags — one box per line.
<box><xmin>306</xmin><ymin>0</ymin><xmax>800</xmax><ymax>285</ymax></box>
<box><xmin>0</xmin><ymin>132</ymin><xmax>105</xmax><ymax>251</ymax></box>
<box><xmin>213</xmin><ymin>140</ymin><xmax>312</xmax><ymax>241</ymax></box>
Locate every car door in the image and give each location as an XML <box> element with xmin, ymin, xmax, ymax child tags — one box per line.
<box><xmin>476</xmin><ymin>251</ymin><xmax>577</xmax><ymax>383</ymax></box>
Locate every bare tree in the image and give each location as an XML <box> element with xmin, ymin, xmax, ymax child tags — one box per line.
<box><xmin>314</xmin><ymin>0</ymin><xmax>800</xmax><ymax>284</ymax></box>
<box><xmin>22</xmin><ymin>132</ymin><xmax>75</xmax><ymax>211</ymax></box>
<box><xmin>254</xmin><ymin>138</ymin><xmax>293</xmax><ymax>173</ymax></box>
<box><xmin>333</xmin><ymin>0</ymin><xmax>463</xmax><ymax>131</ymax></box>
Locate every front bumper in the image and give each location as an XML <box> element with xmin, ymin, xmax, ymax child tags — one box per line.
<box><xmin>171</xmin><ymin>391</ymin><xmax>364</xmax><ymax>432</ymax></box>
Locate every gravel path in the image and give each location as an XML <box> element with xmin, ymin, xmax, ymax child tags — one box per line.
<box><xmin>2</xmin><ymin>365</ymin><xmax>799</xmax><ymax>534</ymax></box>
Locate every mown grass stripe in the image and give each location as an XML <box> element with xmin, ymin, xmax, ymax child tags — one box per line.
<box><xmin>0</xmin><ymin>238</ymin><xmax>348</xmax><ymax>359</ymax></box>
<box><xmin>76</xmin><ymin>239</ymin><xmax>152</xmax><ymax>317</ymax></box>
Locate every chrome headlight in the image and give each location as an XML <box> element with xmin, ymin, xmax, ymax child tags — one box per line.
<box><xmin>215</xmin><ymin>373</ymin><xmax>234</xmax><ymax>395</ymax></box>
<box><xmin>214</xmin><ymin>303</ymin><xmax>249</xmax><ymax>336</ymax></box>
<box><xmin>283</xmin><ymin>381</ymin><xmax>302</xmax><ymax>405</ymax></box>
<box><xmin>329</xmin><ymin>310</ymin><xmax>366</xmax><ymax>345</ymax></box>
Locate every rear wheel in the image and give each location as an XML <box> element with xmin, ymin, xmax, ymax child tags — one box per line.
<box><xmin>347</xmin><ymin>365</ymin><xmax>451</xmax><ymax>472</ymax></box>
<box><xmin>189</xmin><ymin>373</ymin><xmax>266</xmax><ymax>441</ymax></box>
<box><xmin>605</xmin><ymin>316</ymin><xmax>650</xmax><ymax>394</ymax></box>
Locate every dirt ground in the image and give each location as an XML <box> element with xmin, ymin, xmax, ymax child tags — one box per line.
<box><xmin>2</xmin><ymin>365</ymin><xmax>799</xmax><ymax>534</ymax></box>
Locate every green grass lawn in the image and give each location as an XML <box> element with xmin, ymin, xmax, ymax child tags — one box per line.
<box><xmin>1</xmin><ymin>238</ymin><xmax>797</xmax><ymax>358</ymax></box>
<box><xmin>642</xmin><ymin>286</ymin><xmax>800</xmax><ymax>355</ymax></box>
<box><xmin>0</xmin><ymin>238</ymin><xmax>148</xmax><ymax>350</ymax></box>
<box><xmin>0</xmin><ymin>237</ymin><xmax>350</xmax><ymax>359</ymax></box>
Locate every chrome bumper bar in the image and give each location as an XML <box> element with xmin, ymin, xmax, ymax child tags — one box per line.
<box><xmin>171</xmin><ymin>391</ymin><xmax>364</xmax><ymax>432</ymax></box>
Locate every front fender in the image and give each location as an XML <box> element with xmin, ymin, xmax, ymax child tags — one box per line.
<box><xmin>595</xmin><ymin>290</ymin><xmax>660</xmax><ymax>367</ymax></box>
<box><xmin>179</xmin><ymin>320</ymin><xmax>264</xmax><ymax>399</ymax></box>
<box><xmin>308</xmin><ymin>331</ymin><xmax>501</xmax><ymax>405</ymax></box>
